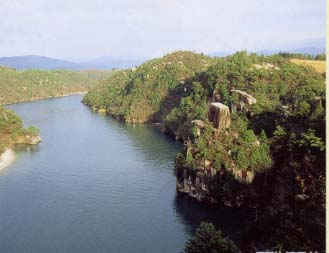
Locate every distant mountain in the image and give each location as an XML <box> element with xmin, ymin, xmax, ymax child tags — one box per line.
<box><xmin>0</xmin><ymin>55</ymin><xmax>82</xmax><ymax>70</ymax></box>
<box><xmin>81</xmin><ymin>56</ymin><xmax>145</xmax><ymax>70</ymax></box>
<box><xmin>0</xmin><ymin>55</ymin><xmax>144</xmax><ymax>71</ymax></box>
<box><xmin>1</xmin><ymin>46</ymin><xmax>325</xmax><ymax>71</ymax></box>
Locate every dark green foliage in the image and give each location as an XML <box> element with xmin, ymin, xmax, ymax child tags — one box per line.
<box><xmin>278</xmin><ymin>52</ymin><xmax>326</xmax><ymax>60</ymax></box>
<box><xmin>184</xmin><ymin>222</ymin><xmax>239</xmax><ymax>253</ymax></box>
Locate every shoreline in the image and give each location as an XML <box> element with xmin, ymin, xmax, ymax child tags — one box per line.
<box><xmin>0</xmin><ymin>149</ymin><xmax>15</xmax><ymax>172</ymax></box>
<box><xmin>0</xmin><ymin>91</ymin><xmax>88</xmax><ymax>106</ymax></box>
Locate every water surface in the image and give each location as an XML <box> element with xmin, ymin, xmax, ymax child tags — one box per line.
<box><xmin>1</xmin><ymin>95</ymin><xmax>246</xmax><ymax>253</ymax></box>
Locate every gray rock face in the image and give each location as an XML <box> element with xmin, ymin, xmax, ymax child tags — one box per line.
<box><xmin>176</xmin><ymin>169</ymin><xmax>212</xmax><ymax>202</ymax></box>
<box><xmin>208</xmin><ymin>102</ymin><xmax>230</xmax><ymax>129</ymax></box>
<box><xmin>176</xmin><ymin>167</ymin><xmax>246</xmax><ymax>207</ymax></box>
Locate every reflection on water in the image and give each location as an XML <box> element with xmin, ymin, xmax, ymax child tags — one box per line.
<box><xmin>14</xmin><ymin>144</ymin><xmax>40</xmax><ymax>154</ymax></box>
<box><xmin>0</xmin><ymin>95</ymin><xmax>244</xmax><ymax>253</ymax></box>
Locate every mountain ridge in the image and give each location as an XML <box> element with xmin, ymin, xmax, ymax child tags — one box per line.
<box><xmin>0</xmin><ymin>45</ymin><xmax>325</xmax><ymax>70</ymax></box>
<box><xmin>0</xmin><ymin>55</ymin><xmax>144</xmax><ymax>71</ymax></box>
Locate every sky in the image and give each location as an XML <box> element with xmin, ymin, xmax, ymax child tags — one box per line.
<box><xmin>0</xmin><ymin>0</ymin><xmax>326</xmax><ymax>60</ymax></box>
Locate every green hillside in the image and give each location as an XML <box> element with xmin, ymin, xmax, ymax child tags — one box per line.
<box><xmin>82</xmin><ymin>51</ymin><xmax>216</xmax><ymax>122</ymax></box>
<box><xmin>83</xmin><ymin>51</ymin><xmax>325</xmax><ymax>251</ymax></box>
<box><xmin>0</xmin><ymin>67</ymin><xmax>112</xmax><ymax>105</ymax></box>
<box><xmin>0</xmin><ymin>106</ymin><xmax>39</xmax><ymax>153</ymax></box>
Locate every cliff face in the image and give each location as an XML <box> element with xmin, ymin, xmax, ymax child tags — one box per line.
<box><xmin>176</xmin><ymin>169</ymin><xmax>211</xmax><ymax>202</ymax></box>
<box><xmin>175</xmin><ymin>159</ymin><xmax>253</xmax><ymax>207</ymax></box>
<box><xmin>175</xmin><ymin>90</ymin><xmax>264</xmax><ymax>207</ymax></box>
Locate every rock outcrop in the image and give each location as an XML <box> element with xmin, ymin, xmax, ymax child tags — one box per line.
<box><xmin>15</xmin><ymin>134</ymin><xmax>42</xmax><ymax>145</ymax></box>
<box><xmin>191</xmin><ymin>120</ymin><xmax>206</xmax><ymax>137</ymax></box>
<box><xmin>176</xmin><ymin>165</ymin><xmax>250</xmax><ymax>207</ymax></box>
<box><xmin>231</xmin><ymin>90</ymin><xmax>257</xmax><ymax>105</ymax></box>
<box><xmin>208</xmin><ymin>102</ymin><xmax>230</xmax><ymax>129</ymax></box>
<box><xmin>252</xmin><ymin>62</ymin><xmax>280</xmax><ymax>71</ymax></box>
<box><xmin>176</xmin><ymin>169</ymin><xmax>211</xmax><ymax>202</ymax></box>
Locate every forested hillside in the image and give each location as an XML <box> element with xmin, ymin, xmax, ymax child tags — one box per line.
<box><xmin>83</xmin><ymin>51</ymin><xmax>325</xmax><ymax>252</ymax></box>
<box><xmin>0</xmin><ymin>67</ymin><xmax>112</xmax><ymax>105</ymax></box>
<box><xmin>82</xmin><ymin>51</ymin><xmax>216</xmax><ymax>122</ymax></box>
<box><xmin>0</xmin><ymin>106</ymin><xmax>39</xmax><ymax>153</ymax></box>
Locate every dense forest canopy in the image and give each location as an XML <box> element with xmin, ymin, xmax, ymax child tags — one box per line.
<box><xmin>83</xmin><ymin>50</ymin><xmax>325</xmax><ymax>252</ymax></box>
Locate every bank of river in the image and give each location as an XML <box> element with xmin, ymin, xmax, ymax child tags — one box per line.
<box><xmin>0</xmin><ymin>91</ymin><xmax>87</xmax><ymax>106</ymax></box>
<box><xmin>0</xmin><ymin>95</ymin><xmax>248</xmax><ymax>253</ymax></box>
<box><xmin>0</xmin><ymin>149</ymin><xmax>15</xmax><ymax>172</ymax></box>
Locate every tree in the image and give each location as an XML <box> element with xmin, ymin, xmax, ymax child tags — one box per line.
<box><xmin>296</xmin><ymin>100</ymin><xmax>310</xmax><ymax>116</ymax></box>
<box><xmin>184</xmin><ymin>222</ymin><xmax>239</xmax><ymax>253</ymax></box>
<box><xmin>298</xmin><ymin>129</ymin><xmax>325</xmax><ymax>152</ymax></box>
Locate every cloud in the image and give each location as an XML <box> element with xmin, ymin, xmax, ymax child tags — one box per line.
<box><xmin>0</xmin><ymin>0</ymin><xmax>325</xmax><ymax>58</ymax></box>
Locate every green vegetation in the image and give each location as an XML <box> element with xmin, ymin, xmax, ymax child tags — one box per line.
<box><xmin>184</xmin><ymin>222</ymin><xmax>239</xmax><ymax>253</ymax></box>
<box><xmin>83</xmin><ymin>50</ymin><xmax>325</xmax><ymax>251</ymax></box>
<box><xmin>0</xmin><ymin>106</ymin><xmax>38</xmax><ymax>153</ymax></box>
<box><xmin>0</xmin><ymin>67</ymin><xmax>112</xmax><ymax>104</ymax></box>
<box><xmin>83</xmin><ymin>51</ymin><xmax>215</xmax><ymax>122</ymax></box>
<box><xmin>277</xmin><ymin>52</ymin><xmax>326</xmax><ymax>61</ymax></box>
<box><xmin>0</xmin><ymin>67</ymin><xmax>112</xmax><ymax>155</ymax></box>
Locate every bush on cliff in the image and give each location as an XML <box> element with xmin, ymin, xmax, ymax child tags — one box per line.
<box><xmin>184</xmin><ymin>222</ymin><xmax>239</xmax><ymax>253</ymax></box>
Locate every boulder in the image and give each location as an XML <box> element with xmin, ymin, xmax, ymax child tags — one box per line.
<box><xmin>208</xmin><ymin>102</ymin><xmax>230</xmax><ymax>129</ymax></box>
<box><xmin>295</xmin><ymin>194</ymin><xmax>310</xmax><ymax>201</ymax></box>
<box><xmin>231</xmin><ymin>90</ymin><xmax>257</xmax><ymax>105</ymax></box>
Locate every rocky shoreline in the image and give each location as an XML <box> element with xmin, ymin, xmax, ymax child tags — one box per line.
<box><xmin>0</xmin><ymin>134</ymin><xmax>42</xmax><ymax>172</ymax></box>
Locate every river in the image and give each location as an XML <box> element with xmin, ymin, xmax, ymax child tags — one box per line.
<box><xmin>0</xmin><ymin>95</ymin><xmax>247</xmax><ymax>253</ymax></box>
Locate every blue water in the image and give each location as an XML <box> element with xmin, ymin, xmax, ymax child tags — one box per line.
<box><xmin>0</xmin><ymin>95</ymin><xmax>246</xmax><ymax>253</ymax></box>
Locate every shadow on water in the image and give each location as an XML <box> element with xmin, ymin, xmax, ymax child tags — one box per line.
<box><xmin>88</xmin><ymin>109</ymin><xmax>182</xmax><ymax>158</ymax></box>
<box><xmin>174</xmin><ymin>190</ymin><xmax>252</xmax><ymax>243</ymax></box>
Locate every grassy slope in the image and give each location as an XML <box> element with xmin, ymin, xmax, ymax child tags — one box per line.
<box><xmin>290</xmin><ymin>58</ymin><xmax>326</xmax><ymax>74</ymax></box>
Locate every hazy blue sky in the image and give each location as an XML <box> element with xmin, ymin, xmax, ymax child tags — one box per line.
<box><xmin>0</xmin><ymin>0</ymin><xmax>325</xmax><ymax>59</ymax></box>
